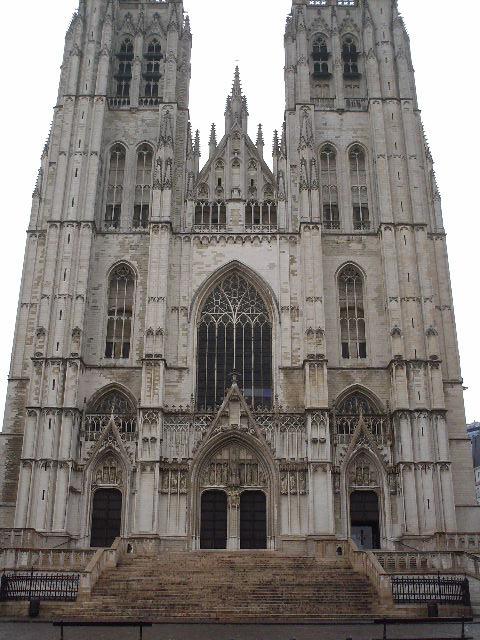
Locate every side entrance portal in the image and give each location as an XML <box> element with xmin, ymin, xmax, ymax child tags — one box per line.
<box><xmin>350</xmin><ymin>490</ymin><xmax>380</xmax><ymax>550</ymax></box>
<box><xmin>240</xmin><ymin>490</ymin><xmax>267</xmax><ymax>549</ymax></box>
<box><xmin>200</xmin><ymin>490</ymin><xmax>228</xmax><ymax>549</ymax></box>
<box><xmin>90</xmin><ymin>488</ymin><xmax>122</xmax><ymax>548</ymax></box>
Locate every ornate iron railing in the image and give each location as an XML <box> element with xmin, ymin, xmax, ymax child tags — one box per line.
<box><xmin>0</xmin><ymin>570</ymin><xmax>80</xmax><ymax>602</ymax></box>
<box><xmin>391</xmin><ymin>575</ymin><xmax>471</xmax><ymax>606</ymax></box>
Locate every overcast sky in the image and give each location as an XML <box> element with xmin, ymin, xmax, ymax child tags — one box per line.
<box><xmin>0</xmin><ymin>0</ymin><xmax>478</xmax><ymax>424</ymax></box>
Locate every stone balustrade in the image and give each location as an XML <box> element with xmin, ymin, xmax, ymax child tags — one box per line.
<box><xmin>374</xmin><ymin>550</ymin><xmax>480</xmax><ymax>580</ymax></box>
<box><xmin>0</xmin><ymin>547</ymin><xmax>95</xmax><ymax>571</ymax></box>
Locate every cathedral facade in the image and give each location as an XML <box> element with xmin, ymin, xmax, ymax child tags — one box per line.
<box><xmin>0</xmin><ymin>0</ymin><xmax>478</xmax><ymax>553</ymax></box>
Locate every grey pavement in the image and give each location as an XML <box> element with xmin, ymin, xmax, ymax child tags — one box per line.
<box><xmin>0</xmin><ymin>622</ymin><xmax>479</xmax><ymax>640</ymax></box>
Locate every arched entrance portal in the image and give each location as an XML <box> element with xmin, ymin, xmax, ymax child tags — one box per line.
<box><xmin>240</xmin><ymin>491</ymin><xmax>267</xmax><ymax>549</ymax></box>
<box><xmin>193</xmin><ymin>434</ymin><xmax>275</xmax><ymax>550</ymax></box>
<box><xmin>90</xmin><ymin>488</ymin><xmax>122</xmax><ymax>548</ymax></box>
<box><xmin>200</xmin><ymin>490</ymin><xmax>228</xmax><ymax>549</ymax></box>
<box><xmin>350</xmin><ymin>490</ymin><xmax>380</xmax><ymax>550</ymax></box>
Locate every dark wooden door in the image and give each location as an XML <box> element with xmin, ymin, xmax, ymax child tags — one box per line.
<box><xmin>200</xmin><ymin>490</ymin><xmax>228</xmax><ymax>549</ymax></box>
<box><xmin>240</xmin><ymin>490</ymin><xmax>267</xmax><ymax>549</ymax></box>
<box><xmin>350</xmin><ymin>490</ymin><xmax>380</xmax><ymax>550</ymax></box>
<box><xmin>90</xmin><ymin>488</ymin><xmax>122</xmax><ymax>548</ymax></box>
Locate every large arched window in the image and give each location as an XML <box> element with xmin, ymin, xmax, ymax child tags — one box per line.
<box><xmin>320</xmin><ymin>145</ymin><xmax>339</xmax><ymax>229</ymax></box>
<box><xmin>349</xmin><ymin>145</ymin><xmax>370</xmax><ymax>230</ymax></box>
<box><xmin>105</xmin><ymin>264</ymin><xmax>135</xmax><ymax>360</ymax></box>
<box><xmin>134</xmin><ymin>145</ymin><xmax>153</xmax><ymax>229</ymax></box>
<box><xmin>105</xmin><ymin>144</ymin><xmax>126</xmax><ymax>229</ymax></box>
<box><xmin>196</xmin><ymin>273</ymin><xmax>272</xmax><ymax>410</ymax></box>
<box><xmin>338</xmin><ymin>265</ymin><xmax>367</xmax><ymax>360</ymax></box>
<box><xmin>115</xmin><ymin>38</ymin><xmax>134</xmax><ymax>98</ymax></box>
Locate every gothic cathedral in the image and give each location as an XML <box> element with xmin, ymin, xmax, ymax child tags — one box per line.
<box><xmin>0</xmin><ymin>0</ymin><xmax>477</xmax><ymax>554</ymax></box>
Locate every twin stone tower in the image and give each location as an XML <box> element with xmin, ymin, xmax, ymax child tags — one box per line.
<box><xmin>0</xmin><ymin>0</ymin><xmax>477</xmax><ymax>553</ymax></box>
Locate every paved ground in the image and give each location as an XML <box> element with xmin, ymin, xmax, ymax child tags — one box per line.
<box><xmin>0</xmin><ymin>622</ymin><xmax>479</xmax><ymax>640</ymax></box>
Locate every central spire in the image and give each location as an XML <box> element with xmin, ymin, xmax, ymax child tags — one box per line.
<box><xmin>225</xmin><ymin>66</ymin><xmax>249</xmax><ymax>134</ymax></box>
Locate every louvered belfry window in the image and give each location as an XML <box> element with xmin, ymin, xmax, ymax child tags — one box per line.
<box><xmin>196</xmin><ymin>273</ymin><xmax>272</xmax><ymax>410</ymax></box>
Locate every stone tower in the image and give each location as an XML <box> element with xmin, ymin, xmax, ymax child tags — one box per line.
<box><xmin>0</xmin><ymin>0</ymin><xmax>477</xmax><ymax>552</ymax></box>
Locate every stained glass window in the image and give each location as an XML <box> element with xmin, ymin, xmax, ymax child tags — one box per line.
<box><xmin>196</xmin><ymin>273</ymin><xmax>272</xmax><ymax>410</ymax></box>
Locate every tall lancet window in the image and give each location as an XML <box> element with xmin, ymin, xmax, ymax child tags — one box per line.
<box><xmin>349</xmin><ymin>145</ymin><xmax>370</xmax><ymax>230</ymax></box>
<box><xmin>338</xmin><ymin>265</ymin><xmax>367</xmax><ymax>360</ymax></box>
<box><xmin>320</xmin><ymin>145</ymin><xmax>339</xmax><ymax>229</ymax></box>
<box><xmin>105</xmin><ymin>144</ymin><xmax>126</xmax><ymax>229</ymax></box>
<box><xmin>105</xmin><ymin>264</ymin><xmax>135</xmax><ymax>360</ymax></box>
<box><xmin>196</xmin><ymin>273</ymin><xmax>272</xmax><ymax>410</ymax></box>
<box><xmin>143</xmin><ymin>39</ymin><xmax>162</xmax><ymax>98</ymax></box>
<box><xmin>115</xmin><ymin>38</ymin><xmax>134</xmax><ymax>98</ymax></box>
<box><xmin>133</xmin><ymin>145</ymin><xmax>153</xmax><ymax>229</ymax></box>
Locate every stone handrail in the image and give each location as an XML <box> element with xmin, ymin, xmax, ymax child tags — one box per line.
<box><xmin>374</xmin><ymin>550</ymin><xmax>480</xmax><ymax>580</ymax></box>
<box><xmin>78</xmin><ymin>537</ymin><xmax>127</xmax><ymax>598</ymax></box>
<box><xmin>345</xmin><ymin>539</ymin><xmax>393</xmax><ymax>606</ymax></box>
<box><xmin>0</xmin><ymin>547</ymin><xmax>95</xmax><ymax>571</ymax></box>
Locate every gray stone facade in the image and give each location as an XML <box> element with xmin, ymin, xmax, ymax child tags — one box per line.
<box><xmin>0</xmin><ymin>0</ymin><xmax>478</xmax><ymax>552</ymax></box>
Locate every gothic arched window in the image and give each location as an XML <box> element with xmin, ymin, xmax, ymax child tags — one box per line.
<box><xmin>133</xmin><ymin>144</ymin><xmax>153</xmax><ymax>229</ymax></box>
<box><xmin>105</xmin><ymin>144</ymin><xmax>126</xmax><ymax>229</ymax></box>
<box><xmin>196</xmin><ymin>273</ymin><xmax>272</xmax><ymax>410</ymax></box>
<box><xmin>105</xmin><ymin>264</ymin><xmax>135</xmax><ymax>360</ymax></box>
<box><xmin>312</xmin><ymin>35</ymin><xmax>330</xmax><ymax>77</ymax></box>
<box><xmin>349</xmin><ymin>145</ymin><xmax>370</xmax><ymax>230</ymax></box>
<box><xmin>320</xmin><ymin>145</ymin><xmax>339</xmax><ymax>229</ymax></box>
<box><xmin>338</xmin><ymin>265</ymin><xmax>367</xmax><ymax>360</ymax></box>
<box><xmin>143</xmin><ymin>38</ymin><xmax>163</xmax><ymax>98</ymax></box>
<box><xmin>92</xmin><ymin>389</ymin><xmax>136</xmax><ymax>416</ymax></box>
<box><xmin>115</xmin><ymin>38</ymin><xmax>134</xmax><ymax>98</ymax></box>
<box><xmin>334</xmin><ymin>391</ymin><xmax>388</xmax><ymax>445</ymax></box>
<box><xmin>342</xmin><ymin>35</ymin><xmax>359</xmax><ymax>77</ymax></box>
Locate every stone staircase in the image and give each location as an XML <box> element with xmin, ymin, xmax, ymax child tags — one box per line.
<box><xmin>52</xmin><ymin>551</ymin><xmax>383</xmax><ymax>623</ymax></box>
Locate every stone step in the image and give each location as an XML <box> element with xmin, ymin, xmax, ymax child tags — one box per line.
<box><xmin>52</xmin><ymin>551</ymin><xmax>380</xmax><ymax>622</ymax></box>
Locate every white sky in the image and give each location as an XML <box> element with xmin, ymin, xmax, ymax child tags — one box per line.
<box><xmin>0</xmin><ymin>0</ymin><xmax>478</xmax><ymax>424</ymax></box>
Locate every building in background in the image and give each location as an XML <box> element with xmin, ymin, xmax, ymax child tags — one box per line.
<box><xmin>0</xmin><ymin>0</ymin><xmax>478</xmax><ymax>555</ymax></box>
<box><xmin>468</xmin><ymin>422</ymin><xmax>480</xmax><ymax>504</ymax></box>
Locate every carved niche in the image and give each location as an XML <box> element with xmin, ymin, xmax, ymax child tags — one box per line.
<box><xmin>200</xmin><ymin>443</ymin><xmax>268</xmax><ymax>489</ymax></box>
<box><xmin>93</xmin><ymin>455</ymin><xmax>124</xmax><ymax>488</ymax></box>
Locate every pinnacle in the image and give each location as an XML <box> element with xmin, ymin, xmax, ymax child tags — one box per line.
<box><xmin>231</xmin><ymin>65</ymin><xmax>242</xmax><ymax>98</ymax></box>
<box><xmin>209</xmin><ymin>123</ymin><xmax>217</xmax><ymax>146</ymax></box>
<box><xmin>256</xmin><ymin>124</ymin><xmax>264</xmax><ymax>146</ymax></box>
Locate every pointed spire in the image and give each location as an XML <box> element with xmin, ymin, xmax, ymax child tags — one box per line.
<box><xmin>272</xmin><ymin>130</ymin><xmax>280</xmax><ymax>157</ymax></box>
<box><xmin>225</xmin><ymin>66</ymin><xmax>249</xmax><ymax>133</ymax></box>
<box><xmin>194</xmin><ymin>130</ymin><xmax>201</xmax><ymax>158</ymax></box>
<box><xmin>280</xmin><ymin>121</ymin><xmax>287</xmax><ymax>157</ymax></box>
<box><xmin>184</xmin><ymin>14</ymin><xmax>191</xmax><ymax>37</ymax></box>
<box><xmin>232</xmin><ymin>65</ymin><xmax>242</xmax><ymax>98</ymax></box>
<box><xmin>256</xmin><ymin>124</ymin><xmax>264</xmax><ymax>157</ymax></box>
<box><xmin>209</xmin><ymin>124</ymin><xmax>217</xmax><ymax>157</ymax></box>
<box><xmin>187</xmin><ymin>122</ymin><xmax>193</xmax><ymax>157</ymax></box>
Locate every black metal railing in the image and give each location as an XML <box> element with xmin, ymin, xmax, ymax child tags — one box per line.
<box><xmin>392</xmin><ymin>575</ymin><xmax>471</xmax><ymax>606</ymax></box>
<box><xmin>0</xmin><ymin>571</ymin><xmax>80</xmax><ymax>602</ymax></box>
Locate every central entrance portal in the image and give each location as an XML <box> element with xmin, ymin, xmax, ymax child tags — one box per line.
<box><xmin>240</xmin><ymin>490</ymin><xmax>267</xmax><ymax>549</ymax></box>
<box><xmin>350</xmin><ymin>490</ymin><xmax>380</xmax><ymax>550</ymax></box>
<box><xmin>194</xmin><ymin>435</ymin><xmax>273</xmax><ymax>550</ymax></box>
<box><xmin>200</xmin><ymin>490</ymin><xmax>228</xmax><ymax>549</ymax></box>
